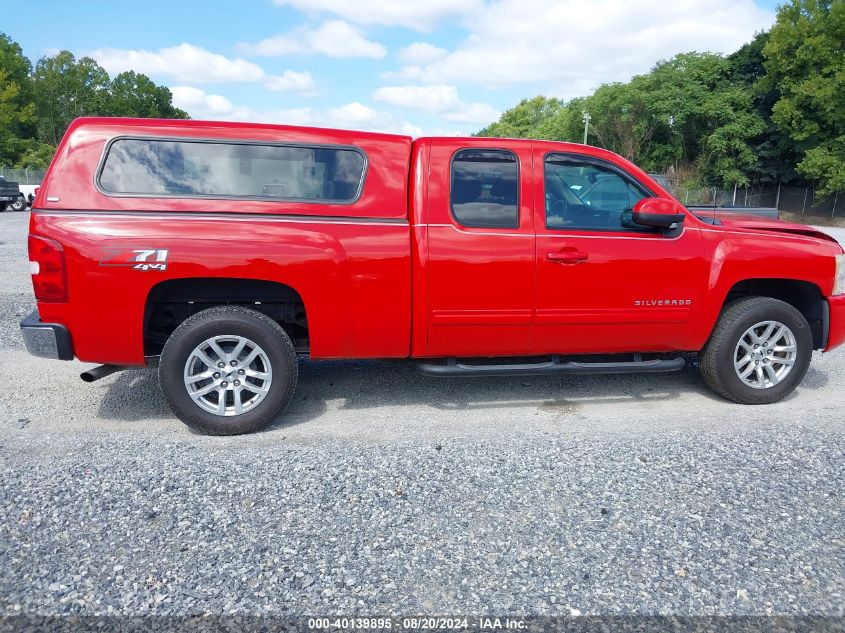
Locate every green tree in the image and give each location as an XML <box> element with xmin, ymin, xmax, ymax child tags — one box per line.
<box><xmin>729</xmin><ymin>31</ymin><xmax>803</xmax><ymax>184</ymax></box>
<box><xmin>0</xmin><ymin>33</ymin><xmax>36</xmax><ymax>166</ymax></box>
<box><xmin>764</xmin><ymin>0</ymin><xmax>845</xmax><ymax>194</ymax></box>
<box><xmin>582</xmin><ymin>80</ymin><xmax>656</xmax><ymax>162</ymax></box>
<box><xmin>475</xmin><ymin>96</ymin><xmax>564</xmax><ymax>138</ymax></box>
<box><xmin>107</xmin><ymin>71</ymin><xmax>188</xmax><ymax>119</ymax></box>
<box><xmin>594</xmin><ymin>52</ymin><xmax>763</xmax><ymax>185</ymax></box>
<box><xmin>15</xmin><ymin>142</ymin><xmax>55</xmax><ymax>169</ymax></box>
<box><xmin>33</xmin><ymin>51</ymin><xmax>110</xmax><ymax>146</ymax></box>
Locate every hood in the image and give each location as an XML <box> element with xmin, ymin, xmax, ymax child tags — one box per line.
<box><xmin>714</xmin><ymin>214</ymin><xmax>842</xmax><ymax>246</ymax></box>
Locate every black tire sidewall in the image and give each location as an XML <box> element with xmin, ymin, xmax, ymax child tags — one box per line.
<box><xmin>160</xmin><ymin>311</ymin><xmax>294</xmax><ymax>434</ymax></box>
<box><xmin>716</xmin><ymin>302</ymin><xmax>812</xmax><ymax>403</ymax></box>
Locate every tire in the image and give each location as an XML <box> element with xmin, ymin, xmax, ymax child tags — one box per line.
<box><xmin>159</xmin><ymin>306</ymin><xmax>298</xmax><ymax>435</ymax></box>
<box><xmin>10</xmin><ymin>195</ymin><xmax>25</xmax><ymax>212</ymax></box>
<box><xmin>699</xmin><ymin>296</ymin><xmax>812</xmax><ymax>404</ymax></box>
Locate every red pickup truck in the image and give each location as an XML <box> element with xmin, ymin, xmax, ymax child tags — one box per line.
<box><xmin>21</xmin><ymin>117</ymin><xmax>845</xmax><ymax>434</ymax></box>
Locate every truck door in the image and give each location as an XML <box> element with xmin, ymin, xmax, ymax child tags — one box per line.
<box><xmin>424</xmin><ymin>140</ymin><xmax>535</xmax><ymax>357</ymax></box>
<box><xmin>532</xmin><ymin>148</ymin><xmax>707</xmax><ymax>354</ymax></box>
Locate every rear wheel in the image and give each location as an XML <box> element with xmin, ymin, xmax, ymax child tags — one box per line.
<box><xmin>10</xmin><ymin>195</ymin><xmax>25</xmax><ymax>212</ymax></box>
<box><xmin>700</xmin><ymin>296</ymin><xmax>812</xmax><ymax>404</ymax></box>
<box><xmin>159</xmin><ymin>306</ymin><xmax>298</xmax><ymax>434</ymax></box>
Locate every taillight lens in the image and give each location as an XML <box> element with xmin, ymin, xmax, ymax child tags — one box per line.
<box><xmin>28</xmin><ymin>234</ymin><xmax>68</xmax><ymax>302</ymax></box>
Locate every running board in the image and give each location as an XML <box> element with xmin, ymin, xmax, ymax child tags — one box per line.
<box><xmin>416</xmin><ymin>355</ymin><xmax>686</xmax><ymax>377</ymax></box>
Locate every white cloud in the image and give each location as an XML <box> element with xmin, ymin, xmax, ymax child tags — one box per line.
<box><xmin>171</xmin><ymin>86</ymin><xmax>423</xmax><ymax>135</ymax></box>
<box><xmin>373</xmin><ymin>84</ymin><xmax>499</xmax><ymax>124</ymax></box>
<box><xmin>264</xmin><ymin>70</ymin><xmax>316</xmax><ymax>94</ymax></box>
<box><xmin>240</xmin><ymin>20</ymin><xmax>386</xmax><ymax>59</ymax></box>
<box><xmin>91</xmin><ymin>44</ymin><xmax>265</xmax><ymax>83</ymax></box>
<box><xmin>90</xmin><ymin>43</ymin><xmax>315</xmax><ymax>94</ymax></box>
<box><xmin>385</xmin><ymin>0</ymin><xmax>774</xmax><ymax>96</ymax></box>
<box><xmin>272</xmin><ymin>0</ymin><xmax>483</xmax><ymax>30</ymax></box>
<box><xmin>398</xmin><ymin>42</ymin><xmax>448</xmax><ymax>65</ymax></box>
<box><xmin>170</xmin><ymin>86</ymin><xmax>255</xmax><ymax>120</ymax></box>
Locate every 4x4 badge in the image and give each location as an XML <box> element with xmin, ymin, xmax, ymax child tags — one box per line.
<box><xmin>100</xmin><ymin>249</ymin><xmax>169</xmax><ymax>271</ymax></box>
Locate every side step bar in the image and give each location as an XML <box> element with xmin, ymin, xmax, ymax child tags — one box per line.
<box><xmin>416</xmin><ymin>355</ymin><xmax>686</xmax><ymax>377</ymax></box>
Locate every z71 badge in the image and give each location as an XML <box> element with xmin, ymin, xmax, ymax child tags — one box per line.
<box><xmin>100</xmin><ymin>249</ymin><xmax>169</xmax><ymax>271</ymax></box>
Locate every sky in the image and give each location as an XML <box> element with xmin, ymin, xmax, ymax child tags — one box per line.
<box><xmin>6</xmin><ymin>0</ymin><xmax>781</xmax><ymax>136</ymax></box>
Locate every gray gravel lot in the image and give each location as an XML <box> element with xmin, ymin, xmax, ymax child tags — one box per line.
<box><xmin>1</xmin><ymin>210</ymin><xmax>844</xmax><ymax>618</ymax></box>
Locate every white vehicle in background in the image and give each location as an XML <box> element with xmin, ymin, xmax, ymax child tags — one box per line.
<box><xmin>18</xmin><ymin>184</ymin><xmax>39</xmax><ymax>208</ymax></box>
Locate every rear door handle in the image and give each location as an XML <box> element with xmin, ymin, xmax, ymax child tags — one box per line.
<box><xmin>547</xmin><ymin>250</ymin><xmax>588</xmax><ymax>264</ymax></box>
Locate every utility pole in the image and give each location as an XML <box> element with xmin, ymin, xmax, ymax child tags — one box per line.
<box><xmin>582</xmin><ymin>112</ymin><xmax>591</xmax><ymax>145</ymax></box>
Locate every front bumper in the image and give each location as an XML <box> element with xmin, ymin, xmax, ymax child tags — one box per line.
<box><xmin>20</xmin><ymin>310</ymin><xmax>74</xmax><ymax>360</ymax></box>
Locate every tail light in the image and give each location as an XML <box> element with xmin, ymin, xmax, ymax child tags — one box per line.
<box><xmin>28</xmin><ymin>234</ymin><xmax>68</xmax><ymax>302</ymax></box>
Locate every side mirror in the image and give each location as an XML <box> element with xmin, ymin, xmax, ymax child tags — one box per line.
<box><xmin>632</xmin><ymin>198</ymin><xmax>686</xmax><ymax>230</ymax></box>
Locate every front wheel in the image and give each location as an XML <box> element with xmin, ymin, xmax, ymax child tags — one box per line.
<box><xmin>159</xmin><ymin>306</ymin><xmax>298</xmax><ymax>434</ymax></box>
<box><xmin>699</xmin><ymin>296</ymin><xmax>812</xmax><ymax>404</ymax></box>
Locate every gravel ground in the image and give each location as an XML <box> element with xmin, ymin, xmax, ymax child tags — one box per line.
<box><xmin>1</xmin><ymin>210</ymin><xmax>844</xmax><ymax>620</ymax></box>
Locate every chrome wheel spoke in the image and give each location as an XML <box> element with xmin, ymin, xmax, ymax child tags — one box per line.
<box><xmin>231</xmin><ymin>338</ymin><xmax>247</xmax><ymax>362</ymax></box>
<box><xmin>233</xmin><ymin>387</ymin><xmax>244</xmax><ymax>415</ymax></box>
<box><xmin>186</xmin><ymin>370</ymin><xmax>214</xmax><ymax>385</ymax></box>
<box><xmin>737</xmin><ymin>339</ymin><xmax>754</xmax><ymax>353</ymax></box>
<box><xmin>194</xmin><ymin>348</ymin><xmax>217</xmax><ymax>370</ymax></box>
<box><xmin>763</xmin><ymin>364</ymin><xmax>779</xmax><ymax>385</ymax></box>
<box><xmin>191</xmin><ymin>382</ymin><xmax>219</xmax><ymax>398</ymax></box>
<box><xmin>208</xmin><ymin>340</ymin><xmax>227</xmax><ymax>362</ymax></box>
<box><xmin>244</xmin><ymin>368</ymin><xmax>270</xmax><ymax>379</ymax></box>
<box><xmin>738</xmin><ymin>363</ymin><xmax>755</xmax><ymax>379</ymax></box>
<box><xmin>242</xmin><ymin>348</ymin><xmax>260</xmax><ymax>367</ymax></box>
<box><xmin>243</xmin><ymin>380</ymin><xmax>269</xmax><ymax>394</ymax></box>
<box><xmin>768</xmin><ymin>325</ymin><xmax>785</xmax><ymax>346</ymax></box>
<box><xmin>735</xmin><ymin>354</ymin><xmax>752</xmax><ymax>367</ymax></box>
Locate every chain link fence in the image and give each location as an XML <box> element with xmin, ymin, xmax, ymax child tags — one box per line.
<box><xmin>674</xmin><ymin>183</ymin><xmax>842</xmax><ymax>219</ymax></box>
<box><xmin>0</xmin><ymin>167</ymin><xmax>46</xmax><ymax>185</ymax></box>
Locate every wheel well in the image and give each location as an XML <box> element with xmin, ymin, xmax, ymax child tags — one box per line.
<box><xmin>724</xmin><ymin>279</ymin><xmax>826</xmax><ymax>349</ymax></box>
<box><xmin>144</xmin><ymin>278</ymin><xmax>309</xmax><ymax>356</ymax></box>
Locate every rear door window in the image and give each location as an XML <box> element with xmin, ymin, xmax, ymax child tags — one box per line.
<box><xmin>450</xmin><ymin>149</ymin><xmax>519</xmax><ymax>228</ymax></box>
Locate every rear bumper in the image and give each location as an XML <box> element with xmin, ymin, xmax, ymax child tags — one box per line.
<box><xmin>825</xmin><ymin>296</ymin><xmax>845</xmax><ymax>352</ymax></box>
<box><xmin>20</xmin><ymin>310</ymin><xmax>74</xmax><ymax>360</ymax></box>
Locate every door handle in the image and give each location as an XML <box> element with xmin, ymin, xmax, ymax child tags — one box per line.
<box><xmin>547</xmin><ymin>250</ymin><xmax>588</xmax><ymax>264</ymax></box>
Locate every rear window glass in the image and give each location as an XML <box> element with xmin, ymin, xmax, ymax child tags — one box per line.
<box><xmin>98</xmin><ymin>138</ymin><xmax>366</xmax><ymax>203</ymax></box>
<box><xmin>450</xmin><ymin>149</ymin><xmax>519</xmax><ymax>228</ymax></box>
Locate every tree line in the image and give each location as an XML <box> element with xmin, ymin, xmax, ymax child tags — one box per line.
<box><xmin>0</xmin><ymin>33</ymin><xmax>187</xmax><ymax>170</ymax></box>
<box><xmin>477</xmin><ymin>0</ymin><xmax>844</xmax><ymax>196</ymax></box>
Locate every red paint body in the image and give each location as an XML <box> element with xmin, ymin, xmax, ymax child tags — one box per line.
<box><xmin>28</xmin><ymin>118</ymin><xmax>845</xmax><ymax>366</ymax></box>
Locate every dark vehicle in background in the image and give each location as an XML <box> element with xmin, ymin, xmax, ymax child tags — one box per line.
<box><xmin>648</xmin><ymin>173</ymin><xmax>779</xmax><ymax>219</ymax></box>
<box><xmin>0</xmin><ymin>176</ymin><xmax>26</xmax><ymax>212</ymax></box>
